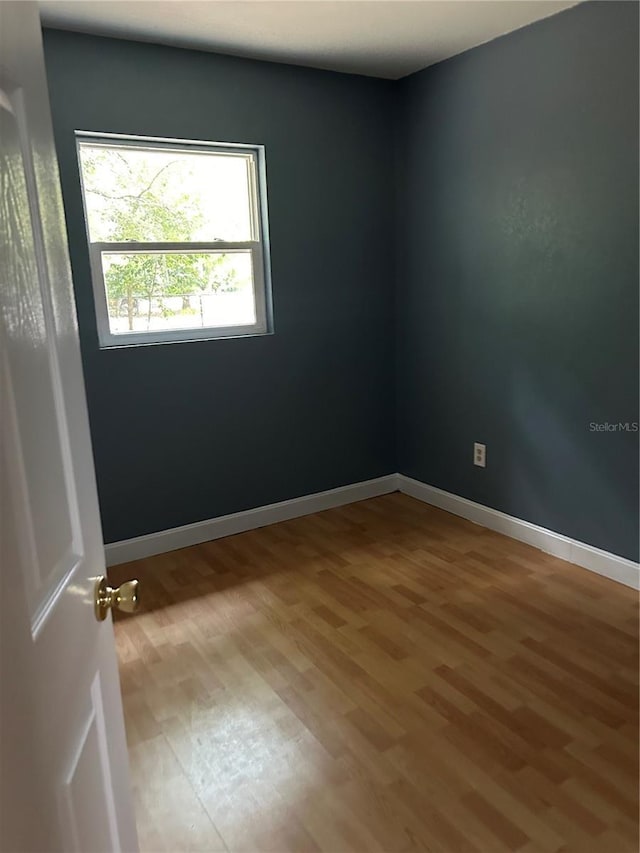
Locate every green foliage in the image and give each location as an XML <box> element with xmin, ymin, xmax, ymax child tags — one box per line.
<box><xmin>81</xmin><ymin>147</ymin><xmax>240</xmax><ymax>329</ymax></box>
<box><xmin>81</xmin><ymin>147</ymin><xmax>200</xmax><ymax>242</ymax></box>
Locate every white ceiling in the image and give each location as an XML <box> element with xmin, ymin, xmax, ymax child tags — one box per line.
<box><xmin>39</xmin><ymin>0</ymin><xmax>580</xmax><ymax>80</ymax></box>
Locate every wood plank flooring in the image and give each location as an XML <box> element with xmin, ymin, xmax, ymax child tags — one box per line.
<box><xmin>110</xmin><ymin>493</ymin><xmax>639</xmax><ymax>853</ymax></box>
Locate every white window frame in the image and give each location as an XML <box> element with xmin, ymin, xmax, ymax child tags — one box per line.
<box><xmin>75</xmin><ymin>131</ymin><xmax>272</xmax><ymax>348</ymax></box>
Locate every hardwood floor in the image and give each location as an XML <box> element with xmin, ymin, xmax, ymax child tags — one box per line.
<box><xmin>110</xmin><ymin>493</ymin><xmax>639</xmax><ymax>853</ymax></box>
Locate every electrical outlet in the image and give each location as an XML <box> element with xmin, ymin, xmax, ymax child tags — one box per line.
<box><xmin>473</xmin><ymin>442</ymin><xmax>486</xmax><ymax>468</ymax></box>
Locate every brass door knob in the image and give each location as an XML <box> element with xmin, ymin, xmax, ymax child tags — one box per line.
<box><xmin>94</xmin><ymin>576</ymin><xmax>140</xmax><ymax>621</ymax></box>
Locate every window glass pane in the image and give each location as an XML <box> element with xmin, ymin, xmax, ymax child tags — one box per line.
<box><xmin>101</xmin><ymin>251</ymin><xmax>256</xmax><ymax>334</ymax></box>
<box><xmin>79</xmin><ymin>143</ymin><xmax>254</xmax><ymax>242</ymax></box>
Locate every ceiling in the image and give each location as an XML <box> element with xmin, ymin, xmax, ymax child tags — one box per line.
<box><xmin>39</xmin><ymin>0</ymin><xmax>580</xmax><ymax>80</ymax></box>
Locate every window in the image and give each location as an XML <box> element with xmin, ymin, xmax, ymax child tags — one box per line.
<box><xmin>76</xmin><ymin>132</ymin><xmax>272</xmax><ymax>347</ymax></box>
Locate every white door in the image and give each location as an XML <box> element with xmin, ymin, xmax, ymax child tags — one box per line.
<box><xmin>0</xmin><ymin>3</ymin><xmax>139</xmax><ymax>851</ymax></box>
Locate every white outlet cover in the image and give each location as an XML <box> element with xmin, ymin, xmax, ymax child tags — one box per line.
<box><xmin>474</xmin><ymin>442</ymin><xmax>486</xmax><ymax>468</ymax></box>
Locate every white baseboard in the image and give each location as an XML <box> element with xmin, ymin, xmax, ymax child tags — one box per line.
<box><xmin>397</xmin><ymin>474</ymin><xmax>640</xmax><ymax>590</ymax></box>
<box><xmin>105</xmin><ymin>471</ymin><xmax>639</xmax><ymax>590</ymax></box>
<box><xmin>104</xmin><ymin>475</ymin><xmax>399</xmax><ymax>566</ymax></box>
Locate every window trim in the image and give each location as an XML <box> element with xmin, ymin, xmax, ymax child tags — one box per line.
<box><xmin>75</xmin><ymin>131</ymin><xmax>273</xmax><ymax>348</ymax></box>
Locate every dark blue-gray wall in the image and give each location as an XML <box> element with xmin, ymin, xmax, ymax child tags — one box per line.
<box><xmin>43</xmin><ymin>30</ymin><xmax>397</xmax><ymax>543</ymax></box>
<box><xmin>396</xmin><ymin>0</ymin><xmax>639</xmax><ymax>561</ymax></box>
<box><xmin>44</xmin><ymin>1</ymin><xmax>639</xmax><ymax>561</ymax></box>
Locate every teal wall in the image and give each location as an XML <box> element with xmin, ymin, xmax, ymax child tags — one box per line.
<box><xmin>43</xmin><ymin>30</ymin><xmax>397</xmax><ymax>543</ymax></box>
<box><xmin>44</xmin><ymin>1</ymin><xmax>639</xmax><ymax>559</ymax></box>
<box><xmin>396</xmin><ymin>1</ymin><xmax>639</xmax><ymax>560</ymax></box>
